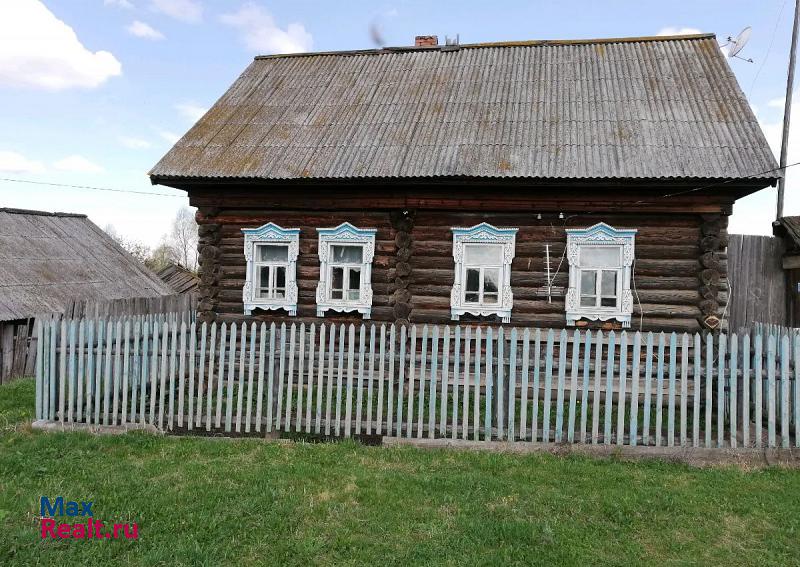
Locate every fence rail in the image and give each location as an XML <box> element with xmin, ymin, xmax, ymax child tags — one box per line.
<box><xmin>35</xmin><ymin>317</ymin><xmax>800</xmax><ymax>449</ymax></box>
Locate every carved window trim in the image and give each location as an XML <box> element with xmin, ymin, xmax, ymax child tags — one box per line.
<box><xmin>565</xmin><ymin>222</ymin><xmax>637</xmax><ymax>328</ymax></box>
<box><xmin>451</xmin><ymin>223</ymin><xmax>518</xmax><ymax>323</ymax></box>
<box><xmin>316</xmin><ymin>223</ymin><xmax>377</xmax><ymax>319</ymax></box>
<box><xmin>242</xmin><ymin>223</ymin><xmax>300</xmax><ymax>316</ymax></box>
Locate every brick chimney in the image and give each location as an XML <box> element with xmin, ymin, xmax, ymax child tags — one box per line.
<box><xmin>415</xmin><ymin>35</ymin><xmax>438</xmax><ymax>47</ymax></box>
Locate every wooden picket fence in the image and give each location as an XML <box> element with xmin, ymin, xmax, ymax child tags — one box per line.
<box><xmin>34</xmin><ymin>316</ymin><xmax>800</xmax><ymax>449</ymax></box>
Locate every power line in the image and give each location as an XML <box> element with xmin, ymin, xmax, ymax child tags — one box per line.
<box><xmin>748</xmin><ymin>0</ymin><xmax>789</xmax><ymax>101</ymax></box>
<box><xmin>0</xmin><ymin>177</ymin><xmax>186</xmax><ymax>198</ymax></box>
<box><xmin>642</xmin><ymin>159</ymin><xmax>800</xmax><ymax>203</ymax></box>
<box><xmin>1</xmin><ymin>159</ymin><xmax>796</xmax><ymax>207</ymax></box>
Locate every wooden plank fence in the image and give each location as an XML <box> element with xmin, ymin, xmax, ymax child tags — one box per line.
<box><xmin>34</xmin><ymin>317</ymin><xmax>800</xmax><ymax>449</ymax></box>
<box><xmin>0</xmin><ymin>319</ymin><xmax>36</xmax><ymax>384</ymax></box>
<box><xmin>727</xmin><ymin>234</ymin><xmax>786</xmax><ymax>331</ymax></box>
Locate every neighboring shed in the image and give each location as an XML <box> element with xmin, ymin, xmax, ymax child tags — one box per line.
<box><xmin>157</xmin><ymin>262</ymin><xmax>200</xmax><ymax>295</ymax></box>
<box><xmin>0</xmin><ymin>208</ymin><xmax>173</xmax><ymax>382</ymax></box>
<box><xmin>773</xmin><ymin>216</ymin><xmax>800</xmax><ymax>326</ymax></box>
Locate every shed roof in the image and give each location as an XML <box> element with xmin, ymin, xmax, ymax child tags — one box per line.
<box><xmin>156</xmin><ymin>262</ymin><xmax>199</xmax><ymax>295</ymax></box>
<box><xmin>150</xmin><ymin>34</ymin><xmax>778</xmax><ymax>184</ymax></box>
<box><xmin>0</xmin><ymin>208</ymin><xmax>173</xmax><ymax>321</ymax></box>
<box><xmin>776</xmin><ymin>216</ymin><xmax>800</xmax><ymax>249</ymax></box>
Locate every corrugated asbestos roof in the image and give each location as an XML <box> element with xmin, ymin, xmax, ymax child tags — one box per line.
<box><xmin>149</xmin><ymin>34</ymin><xmax>779</xmax><ymax>183</ymax></box>
<box><xmin>0</xmin><ymin>209</ymin><xmax>173</xmax><ymax>321</ymax></box>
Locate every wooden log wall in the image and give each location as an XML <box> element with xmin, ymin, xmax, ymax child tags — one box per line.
<box><xmin>196</xmin><ymin>205</ymin><xmax>728</xmax><ymax>334</ymax></box>
<box><xmin>198</xmin><ymin>210</ymin><xmax>397</xmax><ymax>326</ymax></box>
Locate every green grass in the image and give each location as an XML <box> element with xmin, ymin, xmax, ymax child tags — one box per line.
<box><xmin>1</xmin><ymin>379</ymin><xmax>798</xmax><ymax>566</ymax></box>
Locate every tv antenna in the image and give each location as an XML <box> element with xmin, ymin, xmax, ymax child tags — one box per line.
<box><xmin>724</xmin><ymin>26</ymin><xmax>753</xmax><ymax>62</ymax></box>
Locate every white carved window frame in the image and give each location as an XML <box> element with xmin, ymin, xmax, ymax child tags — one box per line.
<box><xmin>316</xmin><ymin>223</ymin><xmax>377</xmax><ymax>319</ymax></box>
<box><xmin>451</xmin><ymin>223</ymin><xmax>518</xmax><ymax>323</ymax></box>
<box><xmin>242</xmin><ymin>223</ymin><xmax>300</xmax><ymax>316</ymax></box>
<box><xmin>565</xmin><ymin>222</ymin><xmax>637</xmax><ymax>328</ymax></box>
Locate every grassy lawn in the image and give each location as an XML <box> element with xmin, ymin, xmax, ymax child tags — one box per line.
<box><xmin>1</xmin><ymin>379</ymin><xmax>798</xmax><ymax>566</ymax></box>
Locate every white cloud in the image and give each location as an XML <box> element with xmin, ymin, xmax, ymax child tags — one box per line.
<box><xmin>105</xmin><ymin>0</ymin><xmax>134</xmax><ymax>8</ymax></box>
<box><xmin>220</xmin><ymin>3</ymin><xmax>312</xmax><ymax>54</ymax></box>
<box><xmin>656</xmin><ymin>27</ymin><xmax>703</xmax><ymax>36</ymax></box>
<box><xmin>149</xmin><ymin>0</ymin><xmax>202</xmax><ymax>23</ymax></box>
<box><xmin>0</xmin><ymin>0</ymin><xmax>121</xmax><ymax>90</ymax></box>
<box><xmin>127</xmin><ymin>20</ymin><xmax>165</xmax><ymax>41</ymax></box>
<box><xmin>175</xmin><ymin>101</ymin><xmax>208</xmax><ymax>122</ymax></box>
<box><xmin>0</xmin><ymin>150</ymin><xmax>45</xmax><ymax>174</ymax></box>
<box><xmin>54</xmin><ymin>155</ymin><xmax>104</xmax><ymax>173</ymax></box>
<box><xmin>158</xmin><ymin>130</ymin><xmax>180</xmax><ymax>144</ymax></box>
<box><xmin>119</xmin><ymin>136</ymin><xmax>152</xmax><ymax>149</ymax></box>
<box><xmin>768</xmin><ymin>97</ymin><xmax>786</xmax><ymax>109</ymax></box>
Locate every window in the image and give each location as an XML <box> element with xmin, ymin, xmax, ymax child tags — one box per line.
<box><xmin>451</xmin><ymin>223</ymin><xmax>518</xmax><ymax>323</ymax></box>
<box><xmin>565</xmin><ymin>223</ymin><xmax>636</xmax><ymax>328</ymax></box>
<box><xmin>255</xmin><ymin>245</ymin><xmax>289</xmax><ymax>300</ymax></box>
<box><xmin>463</xmin><ymin>244</ymin><xmax>502</xmax><ymax>305</ymax></box>
<box><xmin>329</xmin><ymin>245</ymin><xmax>363</xmax><ymax>301</ymax></box>
<box><xmin>316</xmin><ymin>223</ymin><xmax>377</xmax><ymax>318</ymax></box>
<box><xmin>242</xmin><ymin>223</ymin><xmax>300</xmax><ymax>316</ymax></box>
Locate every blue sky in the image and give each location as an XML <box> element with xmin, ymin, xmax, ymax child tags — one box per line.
<box><xmin>0</xmin><ymin>0</ymin><xmax>794</xmax><ymax>246</ymax></box>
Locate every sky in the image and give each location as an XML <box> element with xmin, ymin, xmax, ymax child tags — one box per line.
<box><xmin>0</xmin><ymin>0</ymin><xmax>797</xmax><ymax>247</ymax></box>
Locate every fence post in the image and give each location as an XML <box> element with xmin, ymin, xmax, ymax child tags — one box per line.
<box><xmin>604</xmin><ymin>331</ymin><xmax>616</xmax><ymax>445</ymax></box>
<box><xmin>34</xmin><ymin>319</ymin><xmax>43</xmax><ymax>421</ymax></box>
<box><xmin>555</xmin><ymin>329</ymin><xmax>567</xmax><ymax>443</ymax></box>
<box><xmin>616</xmin><ymin>331</ymin><xmax>628</xmax><ymax>446</ymax></box>
<box><xmin>543</xmin><ymin>329</ymin><xmax>554</xmax><ymax>443</ymax></box>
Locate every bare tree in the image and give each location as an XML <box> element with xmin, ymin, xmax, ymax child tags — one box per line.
<box><xmin>167</xmin><ymin>207</ymin><xmax>199</xmax><ymax>270</ymax></box>
<box><xmin>146</xmin><ymin>242</ymin><xmax>178</xmax><ymax>272</ymax></box>
<box><xmin>103</xmin><ymin>223</ymin><xmax>151</xmax><ymax>265</ymax></box>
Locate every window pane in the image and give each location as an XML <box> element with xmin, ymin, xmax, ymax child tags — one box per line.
<box><xmin>331</xmin><ymin>267</ymin><xmax>344</xmax><ymax>299</ymax></box>
<box><xmin>348</xmin><ymin>268</ymin><xmax>361</xmax><ymax>292</ymax></box>
<box><xmin>601</xmin><ymin>270</ymin><xmax>617</xmax><ymax>296</ymax></box>
<box><xmin>580</xmin><ymin>295</ymin><xmax>596</xmax><ymax>307</ymax></box>
<box><xmin>465</xmin><ymin>268</ymin><xmax>480</xmax><ymax>292</ymax></box>
<box><xmin>580</xmin><ymin>246</ymin><xmax>621</xmax><ymax>268</ymax></box>
<box><xmin>258</xmin><ymin>266</ymin><xmax>271</xmax><ymax>298</ymax></box>
<box><xmin>483</xmin><ymin>268</ymin><xmax>499</xmax><ymax>294</ymax></box>
<box><xmin>258</xmin><ymin>244</ymin><xmax>288</xmax><ymax>262</ymax></box>
<box><xmin>483</xmin><ymin>293</ymin><xmax>499</xmax><ymax>305</ymax></box>
<box><xmin>332</xmin><ymin>245</ymin><xmax>363</xmax><ymax>263</ymax></box>
<box><xmin>580</xmin><ymin>271</ymin><xmax>596</xmax><ymax>296</ymax></box>
<box><xmin>465</xmin><ymin>292</ymin><xmax>479</xmax><ymax>303</ymax></box>
<box><xmin>464</xmin><ymin>244</ymin><xmax>502</xmax><ymax>265</ymax></box>
<box><xmin>274</xmin><ymin>266</ymin><xmax>286</xmax><ymax>298</ymax></box>
<box><xmin>600</xmin><ymin>297</ymin><xmax>616</xmax><ymax>307</ymax></box>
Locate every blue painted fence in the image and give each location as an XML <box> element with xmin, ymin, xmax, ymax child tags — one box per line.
<box><xmin>34</xmin><ymin>316</ymin><xmax>800</xmax><ymax>448</ymax></box>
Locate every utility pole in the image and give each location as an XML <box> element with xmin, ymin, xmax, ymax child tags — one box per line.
<box><xmin>777</xmin><ymin>0</ymin><xmax>800</xmax><ymax>220</ymax></box>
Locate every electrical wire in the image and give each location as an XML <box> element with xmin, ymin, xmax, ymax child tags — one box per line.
<box><xmin>1</xmin><ymin>158</ymin><xmax>797</xmax><ymax>205</ymax></box>
<box><xmin>748</xmin><ymin>0</ymin><xmax>789</xmax><ymax>101</ymax></box>
<box><xmin>0</xmin><ymin>177</ymin><xmax>186</xmax><ymax>198</ymax></box>
<box><xmin>632</xmin><ymin>257</ymin><xmax>644</xmax><ymax>331</ymax></box>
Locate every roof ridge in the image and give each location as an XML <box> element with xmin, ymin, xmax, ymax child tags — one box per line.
<box><xmin>254</xmin><ymin>33</ymin><xmax>716</xmax><ymax>60</ymax></box>
<box><xmin>0</xmin><ymin>207</ymin><xmax>87</xmax><ymax>218</ymax></box>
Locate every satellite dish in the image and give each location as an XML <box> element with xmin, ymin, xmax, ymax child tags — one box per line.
<box><xmin>727</xmin><ymin>26</ymin><xmax>752</xmax><ymax>59</ymax></box>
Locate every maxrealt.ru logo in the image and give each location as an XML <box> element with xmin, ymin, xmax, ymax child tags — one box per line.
<box><xmin>40</xmin><ymin>497</ymin><xmax>138</xmax><ymax>540</ymax></box>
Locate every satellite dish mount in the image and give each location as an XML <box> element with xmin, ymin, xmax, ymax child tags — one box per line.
<box><xmin>725</xmin><ymin>26</ymin><xmax>753</xmax><ymax>63</ymax></box>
